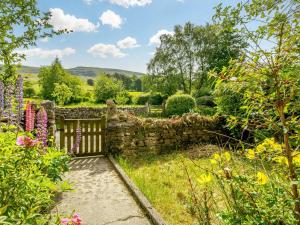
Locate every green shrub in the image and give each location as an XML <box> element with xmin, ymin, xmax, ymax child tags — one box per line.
<box><xmin>132</xmin><ymin>93</ymin><xmax>150</xmax><ymax>105</ymax></box>
<box><xmin>24</xmin><ymin>87</ymin><xmax>36</xmax><ymax>98</ymax></box>
<box><xmin>165</xmin><ymin>94</ymin><xmax>196</xmax><ymax>116</ymax></box>
<box><xmin>149</xmin><ymin>92</ymin><xmax>164</xmax><ymax>105</ymax></box>
<box><xmin>193</xmin><ymin>106</ymin><xmax>216</xmax><ymax>116</ymax></box>
<box><xmin>0</xmin><ymin>127</ymin><xmax>69</xmax><ymax>224</ymax></box>
<box><xmin>196</xmin><ymin>96</ymin><xmax>215</xmax><ymax>107</ymax></box>
<box><xmin>116</xmin><ymin>91</ymin><xmax>131</xmax><ymax>105</ymax></box>
<box><xmin>94</xmin><ymin>75</ymin><xmax>124</xmax><ymax>103</ymax></box>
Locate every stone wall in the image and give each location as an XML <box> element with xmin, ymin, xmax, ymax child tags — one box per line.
<box><xmin>105</xmin><ymin>102</ymin><xmax>225</xmax><ymax>155</ymax></box>
<box><xmin>54</xmin><ymin>105</ymin><xmax>148</xmax><ymax>120</ymax></box>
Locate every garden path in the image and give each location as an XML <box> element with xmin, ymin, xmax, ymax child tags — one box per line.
<box><xmin>52</xmin><ymin>156</ymin><xmax>151</xmax><ymax>225</ymax></box>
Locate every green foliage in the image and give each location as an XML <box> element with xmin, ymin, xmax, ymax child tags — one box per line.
<box><xmin>87</xmin><ymin>79</ymin><xmax>94</xmax><ymax>86</ymax></box>
<box><xmin>147</xmin><ymin>22</ymin><xmax>246</xmax><ymax>94</ymax></box>
<box><xmin>132</xmin><ymin>93</ymin><xmax>150</xmax><ymax>105</ymax></box>
<box><xmin>195</xmin><ymin>96</ymin><xmax>215</xmax><ymax>107</ymax></box>
<box><xmin>94</xmin><ymin>75</ymin><xmax>124</xmax><ymax>103</ymax></box>
<box><xmin>165</xmin><ymin>94</ymin><xmax>196</xmax><ymax>116</ymax></box>
<box><xmin>142</xmin><ymin>75</ymin><xmax>179</xmax><ymax>97</ymax></box>
<box><xmin>52</xmin><ymin>83</ymin><xmax>73</xmax><ymax>106</ymax></box>
<box><xmin>149</xmin><ymin>92</ymin><xmax>164</xmax><ymax>105</ymax></box>
<box><xmin>0</xmin><ymin>129</ymin><xmax>69</xmax><ymax>224</ymax></box>
<box><xmin>38</xmin><ymin>58</ymin><xmax>83</xmax><ymax>103</ymax></box>
<box><xmin>116</xmin><ymin>91</ymin><xmax>131</xmax><ymax>105</ymax></box>
<box><xmin>206</xmin><ymin>0</ymin><xmax>300</xmax><ymax>222</ymax></box>
<box><xmin>0</xmin><ymin>0</ymin><xmax>64</xmax><ymax>82</ymax></box>
<box><xmin>193</xmin><ymin>106</ymin><xmax>216</xmax><ymax>116</ymax></box>
<box><xmin>24</xmin><ymin>87</ymin><xmax>36</xmax><ymax>98</ymax></box>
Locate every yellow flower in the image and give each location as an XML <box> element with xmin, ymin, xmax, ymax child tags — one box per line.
<box><xmin>256</xmin><ymin>144</ymin><xmax>265</xmax><ymax>154</ymax></box>
<box><xmin>213</xmin><ymin>153</ymin><xmax>221</xmax><ymax>161</ymax></box>
<box><xmin>197</xmin><ymin>174</ymin><xmax>212</xmax><ymax>185</ymax></box>
<box><xmin>257</xmin><ymin>172</ymin><xmax>268</xmax><ymax>185</ymax></box>
<box><xmin>273</xmin><ymin>156</ymin><xmax>288</xmax><ymax>166</ymax></box>
<box><xmin>210</xmin><ymin>159</ymin><xmax>217</xmax><ymax>165</ymax></box>
<box><xmin>246</xmin><ymin>149</ymin><xmax>255</xmax><ymax>160</ymax></box>
<box><xmin>223</xmin><ymin>152</ymin><xmax>231</xmax><ymax>161</ymax></box>
<box><xmin>293</xmin><ymin>152</ymin><xmax>300</xmax><ymax>166</ymax></box>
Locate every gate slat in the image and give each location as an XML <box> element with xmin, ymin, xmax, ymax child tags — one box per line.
<box><xmin>67</xmin><ymin>121</ymin><xmax>71</xmax><ymax>153</ymax></box>
<box><xmin>58</xmin><ymin>117</ymin><xmax>106</xmax><ymax>157</ymax></box>
<box><xmin>84</xmin><ymin>121</ymin><xmax>89</xmax><ymax>155</ymax></box>
<box><xmin>90</xmin><ymin>121</ymin><xmax>94</xmax><ymax>154</ymax></box>
<box><xmin>96</xmin><ymin>121</ymin><xmax>100</xmax><ymax>152</ymax></box>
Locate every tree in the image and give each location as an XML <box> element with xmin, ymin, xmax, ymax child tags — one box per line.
<box><xmin>213</xmin><ymin>0</ymin><xmax>300</xmax><ymax>220</ymax></box>
<box><xmin>87</xmin><ymin>79</ymin><xmax>94</xmax><ymax>86</ymax></box>
<box><xmin>38</xmin><ymin>58</ymin><xmax>83</xmax><ymax>102</ymax></box>
<box><xmin>52</xmin><ymin>83</ymin><xmax>72</xmax><ymax>106</ymax></box>
<box><xmin>94</xmin><ymin>75</ymin><xmax>124</xmax><ymax>103</ymax></box>
<box><xmin>147</xmin><ymin>22</ymin><xmax>246</xmax><ymax>94</ymax></box>
<box><xmin>0</xmin><ymin>0</ymin><xmax>65</xmax><ymax>82</ymax></box>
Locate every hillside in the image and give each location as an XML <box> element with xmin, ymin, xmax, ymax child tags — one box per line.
<box><xmin>12</xmin><ymin>65</ymin><xmax>144</xmax><ymax>77</ymax></box>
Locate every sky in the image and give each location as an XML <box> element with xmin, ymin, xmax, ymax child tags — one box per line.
<box><xmin>20</xmin><ymin>0</ymin><xmax>240</xmax><ymax>73</ymax></box>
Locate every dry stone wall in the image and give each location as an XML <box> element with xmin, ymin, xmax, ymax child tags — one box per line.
<box><xmin>54</xmin><ymin>105</ymin><xmax>148</xmax><ymax>120</ymax></box>
<box><xmin>105</xmin><ymin>102</ymin><xmax>225</xmax><ymax>155</ymax></box>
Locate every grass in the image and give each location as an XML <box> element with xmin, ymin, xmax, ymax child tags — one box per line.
<box><xmin>116</xmin><ymin>146</ymin><xmax>259</xmax><ymax>225</ymax></box>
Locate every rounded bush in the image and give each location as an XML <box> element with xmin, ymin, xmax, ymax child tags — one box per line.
<box><xmin>165</xmin><ymin>94</ymin><xmax>196</xmax><ymax>116</ymax></box>
<box><xmin>132</xmin><ymin>93</ymin><xmax>150</xmax><ymax>105</ymax></box>
<box><xmin>196</xmin><ymin>96</ymin><xmax>216</xmax><ymax>107</ymax></box>
<box><xmin>149</xmin><ymin>92</ymin><xmax>164</xmax><ymax>105</ymax></box>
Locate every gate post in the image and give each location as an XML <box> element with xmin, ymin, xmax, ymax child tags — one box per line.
<box><xmin>59</xmin><ymin>116</ymin><xmax>65</xmax><ymax>150</ymax></box>
<box><xmin>101</xmin><ymin>115</ymin><xmax>106</xmax><ymax>152</ymax></box>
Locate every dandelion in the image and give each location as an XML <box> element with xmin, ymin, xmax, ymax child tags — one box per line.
<box><xmin>273</xmin><ymin>156</ymin><xmax>288</xmax><ymax>166</ymax></box>
<box><xmin>36</xmin><ymin>107</ymin><xmax>48</xmax><ymax>147</ymax></box>
<box><xmin>15</xmin><ymin>75</ymin><xmax>23</xmax><ymax>125</ymax></box>
<box><xmin>246</xmin><ymin>149</ymin><xmax>255</xmax><ymax>160</ymax></box>
<box><xmin>210</xmin><ymin>159</ymin><xmax>217</xmax><ymax>165</ymax></box>
<box><xmin>257</xmin><ymin>172</ymin><xmax>268</xmax><ymax>185</ymax></box>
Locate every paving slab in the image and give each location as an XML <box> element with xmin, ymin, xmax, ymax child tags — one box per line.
<box><xmin>53</xmin><ymin>156</ymin><xmax>151</xmax><ymax>225</ymax></box>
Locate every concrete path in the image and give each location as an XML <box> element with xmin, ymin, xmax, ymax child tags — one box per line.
<box><xmin>53</xmin><ymin>156</ymin><xmax>151</xmax><ymax>225</ymax></box>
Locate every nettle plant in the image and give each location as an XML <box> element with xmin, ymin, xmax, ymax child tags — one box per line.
<box><xmin>186</xmin><ymin>0</ymin><xmax>300</xmax><ymax>224</ymax></box>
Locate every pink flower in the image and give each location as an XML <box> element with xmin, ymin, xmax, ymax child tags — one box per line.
<box><xmin>61</xmin><ymin>218</ymin><xmax>70</xmax><ymax>225</ymax></box>
<box><xmin>16</xmin><ymin>136</ymin><xmax>37</xmax><ymax>148</ymax></box>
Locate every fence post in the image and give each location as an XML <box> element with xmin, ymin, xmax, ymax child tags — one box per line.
<box><xmin>59</xmin><ymin>116</ymin><xmax>65</xmax><ymax>150</ymax></box>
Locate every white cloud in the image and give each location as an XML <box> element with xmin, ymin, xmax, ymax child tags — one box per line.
<box><xmin>100</xmin><ymin>10</ymin><xmax>123</xmax><ymax>29</ymax></box>
<box><xmin>109</xmin><ymin>0</ymin><xmax>152</xmax><ymax>8</ymax></box>
<box><xmin>149</xmin><ymin>29</ymin><xmax>174</xmax><ymax>45</ymax></box>
<box><xmin>49</xmin><ymin>8</ymin><xmax>97</xmax><ymax>32</ymax></box>
<box><xmin>40</xmin><ymin>37</ymin><xmax>49</xmax><ymax>43</ymax></box>
<box><xmin>87</xmin><ymin>43</ymin><xmax>126</xmax><ymax>58</ymax></box>
<box><xmin>83</xmin><ymin>0</ymin><xmax>93</xmax><ymax>5</ymax></box>
<box><xmin>17</xmin><ymin>48</ymin><xmax>76</xmax><ymax>58</ymax></box>
<box><xmin>117</xmin><ymin>37</ymin><xmax>140</xmax><ymax>49</ymax></box>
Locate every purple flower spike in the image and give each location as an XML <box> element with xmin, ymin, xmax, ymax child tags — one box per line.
<box><xmin>36</xmin><ymin>107</ymin><xmax>48</xmax><ymax>147</ymax></box>
<box><xmin>5</xmin><ymin>84</ymin><xmax>14</xmax><ymax>124</ymax></box>
<box><xmin>16</xmin><ymin>76</ymin><xmax>24</xmax><ymax>125</ymax></box>
<box><xmin>71</xmin><ymin>121</ymin><xmax>82</xmax><ymax>153</ymax></box>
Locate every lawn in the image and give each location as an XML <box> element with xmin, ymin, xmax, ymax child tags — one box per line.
<box><xmin>117</xmin><ymin>146</ymin><xmax>265</xmax><ymax>225</ymax></box>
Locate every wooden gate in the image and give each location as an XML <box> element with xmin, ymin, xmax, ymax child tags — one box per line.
<box><xmin>58</xmin><ymin>116</ymin><xmax>106</xmax><ymax>156</ymax></box>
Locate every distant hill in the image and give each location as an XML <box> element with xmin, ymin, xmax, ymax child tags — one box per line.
<box><xmin>2</xmin><ymin>65</ymin><xmax>144</xmax><ymax>77</ymax></box>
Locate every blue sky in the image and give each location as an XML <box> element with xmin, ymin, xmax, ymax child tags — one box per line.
<box><xmin>21</xmin><ymin>0</ymin><xmax>239</xmax><ymax>73</ymax></box>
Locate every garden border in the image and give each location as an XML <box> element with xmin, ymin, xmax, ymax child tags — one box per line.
<box><xmin>108</xmin><ymin>155</ymin><xmax>168</xmax><ymax>225</ymax></box>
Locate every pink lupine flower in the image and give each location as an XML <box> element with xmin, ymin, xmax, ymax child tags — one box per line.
<box><xmin>25</xmin><ymin>101</ymin><xmax>35</xmax><ymax>131</ymax></box>
<box><xmin>16</xmin><ymin>136</ymin><xmax>37</xmax><ymax>148</ymax></box>
<box><xmin>60</xmin><ymin>213</ymin><xmax>82</xmax><ymax>225</ymax></box>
